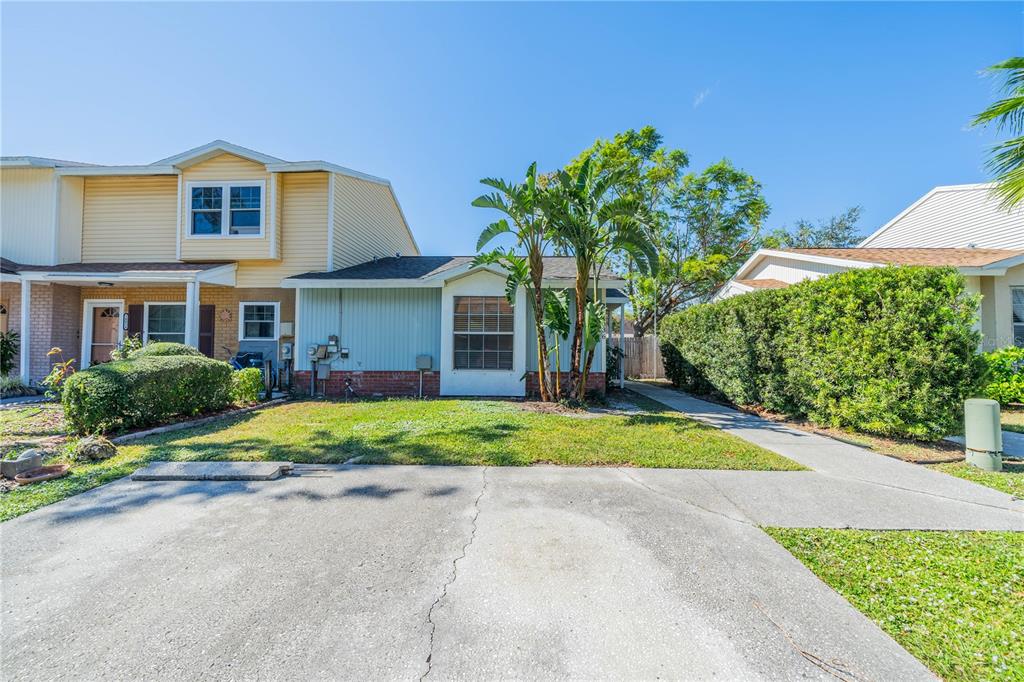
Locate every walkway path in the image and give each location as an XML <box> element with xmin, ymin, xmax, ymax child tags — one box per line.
<box><xmin>627</xmin><ymin>380</ymin><xmax>1024</xmax><ymax>530</ymax></box>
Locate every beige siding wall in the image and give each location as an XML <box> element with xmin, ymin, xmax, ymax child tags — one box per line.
<box><xmin>81</xmin><ymin>176</ymin><xmax>178</xmax><ymax>262</ymax></box>
<box><xmin>992</xmin><ymin>264</ymin><xmax>1024</xmax><ymax>349</ymax></box>
<box><xmin>332</xmin><ymin>174</ymin><xmax>418</xmax><ymax>269</ymax></box>
<box><xmin>236</xmin><ymin>172</ymin><xmax>329</xmax><ymax>287</ymax></box>
<box><xmin>58</xmin><ymin>176</ymin><xmax>84</xmax><ymax>263</ymax></box>
<box><xmin>180</xmin><ymin>153</ymin><xmax>272</xmax><ymax>261</ymax></box>
<box><xmin>1</xmin><ymin>167</ymin><xmax>56</xmax><ymax>265</ymax></box>
<box><xmin>747</xmin><ymin>255</ymin><xmax>851</xmax><ymax>283</ymax></box>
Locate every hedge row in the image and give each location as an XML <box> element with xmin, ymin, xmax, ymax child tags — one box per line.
<box><xmin>63</xmin><ymin>353</ymin><xmax>233</xmax><ymax>434</ymax></box>
<box><xmin>660</xmin><ymin>266</ymin><xmax>983</xmax><ymax>440</ymax></box>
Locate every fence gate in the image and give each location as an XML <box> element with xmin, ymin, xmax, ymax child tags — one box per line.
<box><xmin>610</xmin><ymin>335</ymin><xmax>664</xmax><ymax>380</ymax></box>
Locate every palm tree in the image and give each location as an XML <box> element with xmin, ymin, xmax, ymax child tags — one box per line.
<box><xmin>543</xmin><ymin>289</ymin><xmax>571</xmax><ymax>399</ymax></box>
<box><xmin>473</xmin><ymin>163</ymin><xmax>555</xmax><ymax>401</ymax></box>
<box><xmin>973</xmin><ymin>57</ymin><xmax>1024</xmax><ymax>207</ymax></box>
<box><xmin>545</xmin><ymin>157</ymin><xmax>658</xmax><ymax>400</ymax></box>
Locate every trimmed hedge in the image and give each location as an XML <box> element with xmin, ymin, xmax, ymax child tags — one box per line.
<box><xmin>231</xmin><ymin>367</ymin><xmax>264</xmax><ymax>404</ymax></box>
<box><xmin>980</xmin><ymin>346</ymin><xmax>1024</xmax><ymax>406</ymax></box>
<box><xmin>127</xmin><ymin>342</ymin><xmax>204</xmax><ymax>360</ymax></box>
<box><xmin>62</xmin><ymin>354</ymin><xmax>233</xmax><ymax>434</ymax></box>
<box><xmin>661</xmin><ymin>267</ymin><xmax>982</xmax><ymax>440</ymax></box>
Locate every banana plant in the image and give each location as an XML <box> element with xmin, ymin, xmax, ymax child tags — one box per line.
<box><xmin>543</xmin><ymin>289</ymin><xmax>571</xmax><ymax>399</ymax></box>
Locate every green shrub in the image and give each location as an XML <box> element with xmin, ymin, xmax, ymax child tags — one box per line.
<box><xmin>231</xmin><ymin>367</ymin><xmax>264</xmax><ymax>404</ymax></box>
<box><xmin>660</xmin><ymin>266</ymin><xmax>982</xmax><ymax>440</ymax></box>
<box><xmin>127</xmin><ymin>342</ymin><xmax>203</xmax><ymax>360</ymax></box>
<box><xmin>980</xmin><ymin>346</ymin><xmax>1024</xmax><ymax>406</ymax></box>
<box><xmin>62</xmin><ymin>354</ymin><xmax>233</xmax><ymax>434</ymax></box>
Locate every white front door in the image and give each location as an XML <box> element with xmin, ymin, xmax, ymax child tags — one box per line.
<box><xmin>81</xmin><ymin>300</ymin><xmax>124</xmax><ymax>369</ymax></box>
<box><xmin>440</xmin><ymin>270</ymin><xmax>526</xmax><ymax>396</ymax></box>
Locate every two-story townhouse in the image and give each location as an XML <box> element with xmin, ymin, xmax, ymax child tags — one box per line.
<box><xmin>0</xmin><ymin>140</ymin><xmax>419</xmax><ymax>385</ymax></box>
<box><xmin>713</xmin><ymin>183</ymin><xmax>1024</xmax><ymax>350</ymax></box>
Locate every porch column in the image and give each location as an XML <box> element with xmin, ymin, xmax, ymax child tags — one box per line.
<box><xmin>184</xmin><ymin>280</ymin><xmax>200</xmax><ymax>348</ymax></box>
<box><xmin>618</xmin><ymin>303</ymin><xmax>625</xmax><ymax>389</ymax></box>
<box><xmin>19</xmin><ymin>280</ymin><xmax>31</xmax><ymax>384</ymax></box>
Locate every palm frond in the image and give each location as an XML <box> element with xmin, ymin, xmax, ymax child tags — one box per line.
<box><xmin>476</xmin><ymin>219</ymin><xmax>512</xmax><ymax>251</ymax></box>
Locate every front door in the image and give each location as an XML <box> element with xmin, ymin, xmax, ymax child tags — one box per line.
<box><xmin>90</xmin><ymin>306</ymin><xmax>121</xmax><ymax>365</ymax></box>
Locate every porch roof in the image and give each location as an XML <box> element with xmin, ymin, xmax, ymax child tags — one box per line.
<box><xmin>13</xmin><ymin>261</ymin><xmax>236</xmax><ymax>285</ymax></box>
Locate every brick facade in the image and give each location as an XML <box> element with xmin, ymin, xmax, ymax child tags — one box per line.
<box><xmin>525</xmin><ymin>371</ymin><xmax>606</xmax><ymax>397</ymax></box>
<box><xmin>9</xmin><ymin>282</ymin><xmax>296</xmax><ymax>382</ymax></box>
<box><xmin>294</xmin><ymin>370</ymin><xmax>440</xmax><ymax>398</ymax></box>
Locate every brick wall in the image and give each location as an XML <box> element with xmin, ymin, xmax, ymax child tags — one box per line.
<box><xmin>294</xmin><ymin>370</ymin><xmax>440</xmax><ymax>398</ymax></box>
<box><xmin>525</xmin><ymin>371</ymin><xmax>606</xmax><ymax>397</ymax></box>
<box><xmin>77</xmin><ymin>285</ymin><xmax>296</xmax><ymax>362</ymax></box>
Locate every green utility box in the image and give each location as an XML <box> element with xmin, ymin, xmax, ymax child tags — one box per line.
<box><xmin>964</xmin><ymin>398</ymin><xmax>1002</xmax><ymax>472</ymax></box>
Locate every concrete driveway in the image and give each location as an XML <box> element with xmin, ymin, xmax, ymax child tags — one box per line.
<box><xmin>2</xmin><ymin>463</ymin><xmax>968</xmax><ymax>682</ymax></box>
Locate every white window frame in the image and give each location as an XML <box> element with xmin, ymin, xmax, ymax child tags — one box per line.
<box><xmin>1013</xmin><ymin>286</ymin><xmax>1024</xmax><ymax>348</ymax></box>
<box><xmin>452</xmin><ymin>295</ymin><xmax>515</xmax><ymax>371</ymax></box>
<box><xmin>239</xmin><ymin>301</ymin><xmax>280</xmax><ymax>341</ymax></box>
<box><xmin>186</xmin><ymin>180</ymin><xmax>266</xmax><ymax>239</ymax></box>
<box><xmin>143</xmin><ymin>301</ymin><xmax>186</xmax><ymax>344</ymax></box>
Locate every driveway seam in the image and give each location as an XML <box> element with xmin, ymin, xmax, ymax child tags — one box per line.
<box><xmin>421</xmin><ymin>465</ymin><xmax>489</xmax><ymax>681</ymax></box>
<box><xmin>617</xmin><ymin>467</ymin><xmax>754</xmax><ymax>527</ymax></box>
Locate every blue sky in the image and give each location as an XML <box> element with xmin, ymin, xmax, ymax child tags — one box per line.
<box><xmin>2</xmin><ymin>2</ymin><xmax>1019</xmax><ymax>255</ymax></box>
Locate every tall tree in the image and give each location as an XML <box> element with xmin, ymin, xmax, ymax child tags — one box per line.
<box><xmin>545</xmin><ymin>157</ymin><xmax>658</xmax><ymax>400</ymax></box>
<box><xmin>972</xmin><ymin>57</ymin><xmax>1024</xmax><ymax>208</ymax></box>
<box><xmin>762</xmin><ymin>206</ymin><xmax>863</xmax><ymax>248</ymax></box>
<box><xmin>631</xmin><ymin>159</ymin><xmax>769</xmax><ymax>337</ymax></box>
<box><xmin>473</xmin><ymin>163</ymin><xmax>555</xmax><ymax>401</ymax></box>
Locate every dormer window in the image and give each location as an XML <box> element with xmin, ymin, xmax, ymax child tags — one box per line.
<box><xmin>188</xmin><ymin>181</ymin><xmax>264</xmax><ymax>237</ymax></box>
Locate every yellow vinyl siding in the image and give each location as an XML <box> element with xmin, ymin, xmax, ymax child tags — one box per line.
<box><xmin>236</xmin><ymin>172</ymin><xmax>329</xmax><ymax>287</ymax></box>
<box><xmin>81</xmin><ymin>176</ymin><xmax>177</xmax><ymax>262</ymax></box>
<box><xmin>332</xmin><ymin>174</ymin><xmax>418</xmax><ymax>268</ymax></box>
<box><xmin>1</xmin><ymin>167</ymin><xmax>56</xmax><ymax>265</ymax></box>
<box><xmin>180</xmin><ymin>153</ymin><xmax>272</xmax><ymax>261</ymax></box>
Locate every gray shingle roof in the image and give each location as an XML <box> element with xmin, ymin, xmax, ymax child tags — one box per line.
<box><xmin>289</xmin><ymin>256</ymin><xmax>614</xmax><ymax>281</ymax></box>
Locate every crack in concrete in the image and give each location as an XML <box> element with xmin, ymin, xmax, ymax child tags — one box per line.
<box><xmin>617</xmin><ymin>467</ymin><xmax>755</xmax><ymax>528</ymax></box>
<box><xmin>421</xmin><ymin>466</ymin><xmax>489</xmax><ymax>681</ymax></box>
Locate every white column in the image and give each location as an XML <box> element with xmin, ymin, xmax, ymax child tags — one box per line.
<box><xmin>618</xmin><ymin>304</ymin><xmax>625</xmax><ymax>389</ymax></box>
<box><xmin>19</xmin><ymin>280</ymin><xmax>31</xmax><ymax>384</ymax></box>
<box><xmin>184</xmin><ymin>280</ymin><xmax>200</xmax><ymax>347</ymax></box>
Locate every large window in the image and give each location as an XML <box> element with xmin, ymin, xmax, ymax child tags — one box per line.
<box><xmin>145</xmin><ymin>304</ymin><xmax>186</xmax><ymax>344</ymax></box>
<box><xmin>189</xmin><ymin>182</ymin><xmax>263</xmax><ymax>237</ymax></box>
<box><xmin>1013</xmin><ymin>287</ymin><xmax>1024</xmax><ymax>347</ymax></box>
<box><xmin>453</xmin><ymin>296</ymin><xmax>513</xmax><ymax>370</ymax></box>
<box><xmin>240</xmin><ymin>302</ymin><xmax>279</xmax><ymax>341</ymax></box>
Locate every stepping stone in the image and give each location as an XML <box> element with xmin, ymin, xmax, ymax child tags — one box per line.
<box><xmin>131</xmin><ymin>461</ymin><xmax>293</xmax><ymax>481</ymax></box>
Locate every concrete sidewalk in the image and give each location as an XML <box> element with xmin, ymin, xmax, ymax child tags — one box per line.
<box><xmin>627</xmin><ymin>380</ymin><xmax>1024</xmax><ymax>526</ymax></box>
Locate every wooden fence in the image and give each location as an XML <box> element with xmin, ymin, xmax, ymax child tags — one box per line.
<box><xmin>609</xmin><ymin>335</ymin><xmax>664</xmax><ymax>380</ymax></box>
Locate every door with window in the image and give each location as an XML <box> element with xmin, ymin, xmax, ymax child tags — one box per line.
<box><xmin>87</xmin><ymin>304</ymin><xmax>123</xmax><ymax>366</ymax></box>
<box><xmin>1013</xmin><ymin>287</ymin><xmax>1024</xmax><ymax>347</ymax></box>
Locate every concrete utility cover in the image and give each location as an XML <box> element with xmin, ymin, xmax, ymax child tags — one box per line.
<box><xmin>131</xmin><ymin>461</ymin><xmax>292</xmax><ymax>481</ymax></box>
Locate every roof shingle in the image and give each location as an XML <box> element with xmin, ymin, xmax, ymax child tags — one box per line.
<box><xmin>780</xmin><ymin>247</ymin><xmax>1024</xmax><ymax>267</ymax></box>
<box><xmin>289</xmin><ymin>256</ymin><xmax>607</xmax><ymax>281</ymax></box>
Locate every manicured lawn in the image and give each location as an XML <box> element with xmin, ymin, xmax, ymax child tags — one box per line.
<box><xmin>767</xmin><ymin>528</ymin><xmax>1024</xmax><ymax>682</ymax></box>
<box><xmin>930</xmin><ymin>460</ymin><xmax>1024</xmax><ymax>498</ymax></box>
<box><xmin>0</xmin><ymin>397</ymin><xmax>800</xmax><ymax>521</ymax></box>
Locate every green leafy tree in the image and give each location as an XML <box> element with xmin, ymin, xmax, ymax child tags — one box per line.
<box><xmin>972</xmin><ymin>57</ymin><xmax>1024</xmax><ymax>207</ymax></box>
<box><xmin>762</xmin><ymin>206</ymin><xmax>863</xmax><ymax>249</ymax></box>
<box><xmin>545</xmin><ymin>157</ymin><xmax>658</xmax><ymax>400</ymax></box>
<box><xmin>543</xmin><ymin>289</ymin><xmax>571</xmax><ymax>399</ymax></box>
<box><xmin>472</xmin><ymin>163</ymin><xmax>555</xmax><ymax>401</ymax></box>
<box><xmin>632</xmin><ymin>159</ymin><xmax>768</xmax><ymax>337</ymax></box>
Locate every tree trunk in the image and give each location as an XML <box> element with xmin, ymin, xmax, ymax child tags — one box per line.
<box><xmin>569</xmin><ymin>271</ymin><xmax>587</xmax><ymax>400</ymax></box>
<box><xmin>529</xmin><ymin>250</ymin><xmax>551</xmax><ymax>402</ymax></box>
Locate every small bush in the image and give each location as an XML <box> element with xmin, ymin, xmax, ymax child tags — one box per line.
<box><xmin>127</xmin><ymin>342</ymin><xmax>203</xmax><ymax>360</ymax></box>
<box><xmin>660</xmin><ymin>266</ymin><xmax>982</xmax><ymax>440</ymax></box>
<box><xmin>980</xmin><ymin>346</ymin><xmax>1024</xmax><ymax>406</ymax></box>
<box><xmin>62</xmin><ymin>354</ymin><xmax>233</xmax><ymax>434</ymax></box>
<box><xmin>231</xmin><ymin>367</ymin><xmax>264</xmax><ymax>404</ymax></box>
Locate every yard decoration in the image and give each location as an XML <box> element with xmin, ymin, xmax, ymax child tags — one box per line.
<box><xmin>14</xmin><ymin>464</ymin><xmax>69</xmax><ymax>485</ymax></box>
<box><xmin>73</xmin><ymin>435</ymin><xmax>117</xmax><ymax>462</ymax></box>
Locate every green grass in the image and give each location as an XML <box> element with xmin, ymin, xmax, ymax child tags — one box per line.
<box><xmin>767</xmin><ymin>528</ymin><xmax>1024</xmax><ymax>682</ymax></box>
<box><xmin>0</xmin><ymin>403</ymin><xmax>68</xmax><ymax>458</ymax></box>
<box><xmin>930</xmin><ymin>460</ymin><xmax>1024</xmax><ymax>498</ymax></box>
<box><xmin>1004</xmin><ymin>410</ymin><xmax>1024</xmax><ymax>435</ymax></box>
<box><xmin>0</xmin><ymin>397</ymin><xmax>800</xmax><ymax>521</ymax></box>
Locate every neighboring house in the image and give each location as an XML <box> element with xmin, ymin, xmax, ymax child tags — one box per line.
<box><xmin>714</xmin><ymin>183</ymin><xmax>1024</xmax><ymax>350</ymax></box>
<box><xmin>0</xmin><ymin>140</ymin><xmax>418</xmax><ymax>387</ymax></box>
<box><xmin>0</xmin><ymin>140</ymin><xmax>625</xmax><ymax>396</ymax></box>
